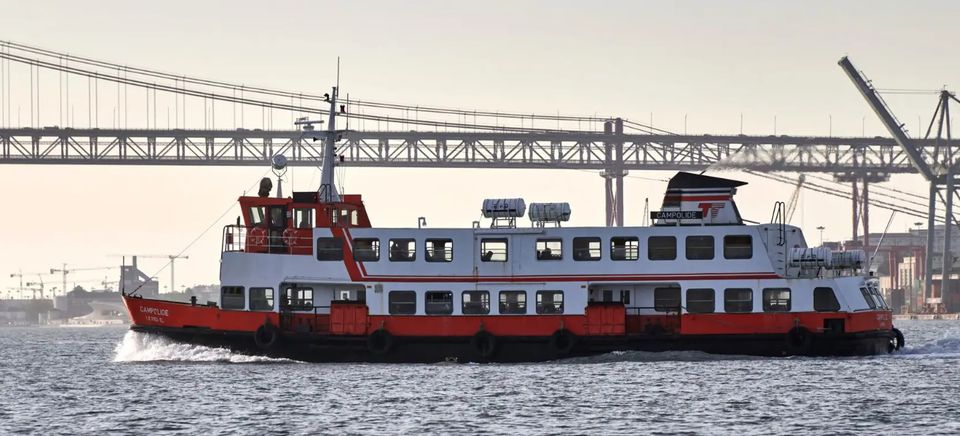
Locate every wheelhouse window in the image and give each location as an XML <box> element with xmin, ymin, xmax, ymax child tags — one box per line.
<box><xmin>648</xmin><ymin>236</ymin><xmax>677</xmax><ymax>260</ymax></box>
<box><xmin>426</xmin><ymin>239</ymin><xmax>454</xmax><ymax>263</ymax></box>
<box><xmin>686</xmin><ymin>235</ymin><xmax>715</xmax><ymax>260</ymax></box>
<box><xmin>316</xmin><ymin>237</ymin><xmax>344</xmax><ymax>261</ymax></box>
<box><xmin>536</xmin><ymin>291</ymin><xmax>564</xmax><ymax>314</ymax></box>
<box><xmin>499</xmin><ymin>290</ymin><xmax>527</xmax><ymax>314</ymax></box>
<box><xmin>282</xmin><ymin>286</ymin><xmax>314</xmax><ymax>310</ymax></box>
<box><xmin>860</xmin><ymin>287</ymin><xmax>877</xmax><ymax>309</ymax></box>
<box><xmin>814</xmin><ymin>287</ymin><xmax>841</xmax><ymax>312</ymax></box>
<box><xmin>389</xmin><ymin>238</ymin><xmax>416</xmax><ymax>262</ymax></box>
<box><xmin>480</xmin><ymin>239</ymin><xmax>508</xmax><ymax>262</ymax></box>
<box><xmin>248</xmin><ymin>206</ymin><xmax>266</xmax><ymax>226</ymax></box>
<box><xmin>686</xmin><ymin>288</ymin><xmax>715</xmax><ymax>314</ymax></box>
<box><xmin>724</xmin><ymin>288</ymin><xmax>753</xmax><ymax>313</ymax></box>
<box><xmin>536</xmin><ymin>239</ymin><xmax>562</xmax><ymax>260</ymax></box>
<box><xmin>353</xmin><ymin>238</ymin><xmax>380</xmax><ymax>261</ymax></box>
<box><xmin>462</xmin><ymin>290</ymin><xmax>490</xmax><ymax>315</ymax></box>
<box><xmin>388</xmin><ymin>291</ymin><xmax>416</xmax><ymax>315</ymax></box>
<box><xmin>611</xmin><ymin>237</ymin><xmax>639</xmax><ymax>261</ymax></box>
<box><xmin>762</xmin><ymin>288</ymin><xmax>791</xmax><ymax>312</ymax></box>
<box><xmin>294</xmin><ymin>208</ymin><xmax>314</xmax><ymax>229</ymax></box>
<box><xmin>871</xmin><ymin>288</ymin><xmax>889</xmax><ymax>309</ymax></box>
<box><xmin>221</xmin><ymin>286</ymin><xmax>245</xmax><ymax>310</ymax></box>
<box><xmin>654</xmin><ymin>286</ymin><xmax>681</xmax><ymax>312</ymax></box>
<box><xmin>573</xmin><ymin>237</ymin><xmax>601</xmax><ymax>261</ymax></box>
<box><xmin>249</xmin><ymin>287</ymin><xmax>274</xmax><ymax>311</ymax></box>
<box><xmin>723</xmin><ymin>235</ymin><xmax>752</xmax><ymax>259</ymax></box>
<box><xmin>425</xmin><ymin>291</ymin><xmax>454</xmax><ymax>315</ymax></box>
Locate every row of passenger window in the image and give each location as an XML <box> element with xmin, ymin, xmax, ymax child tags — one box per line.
<box><xmin>652</xmin><ymin>286</ymin><xmax>842</xmax><ymax>313</ymax></box>
<box><xmin>388</xmin><ymin>290</ymin><xmax>565</xmax><ymax>315</ymax></box>
<box><xmin>317</xmin><ymin>235</ymin><xmax>753</xmax><ymax>262</ymax></box>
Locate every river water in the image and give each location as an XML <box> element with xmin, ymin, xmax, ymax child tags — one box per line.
<box><xmin>0</xmin><ymin>320</ymin><xmax>958</xmax><ymax>435</ymax></box>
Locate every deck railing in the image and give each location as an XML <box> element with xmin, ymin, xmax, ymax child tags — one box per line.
<box><xmin>221</xmin><ymin>225</ymin><xmax>314</xmax><ymax>255</ymax></box>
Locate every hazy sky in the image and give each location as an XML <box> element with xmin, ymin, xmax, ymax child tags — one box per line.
<box><xmin>1</xmin><ymin>1</ymin><xmax>958</xmax><ymax>295</ymax></box>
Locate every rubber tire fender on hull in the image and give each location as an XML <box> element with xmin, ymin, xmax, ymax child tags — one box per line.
<box><xmin>253</xmin><ymin>323</ymin><xmax>279</xmax><ymax>350</ymax></box>
<box><xmin>471</xmin><ymin>331</ymin><xmax>498</xmax><ymax>359</ymax></box>
<box><xmin>367</xmin><ymin>329</ymin><xmax>394</xmax><ymax>355</ymax></box>
<box><xmin>549</xmin><ymin>329</ymin><xmax>578</xmax><ymax>356</ymax></box>
<box><xmin>889</xmin><ymin>328</ymin><xmax>905</xmax><ymax>352</ymax></box>
<box><xmin>786</xmin><ymin>326</ymin><xmax>813</xmax><ymax>355</ymax></box>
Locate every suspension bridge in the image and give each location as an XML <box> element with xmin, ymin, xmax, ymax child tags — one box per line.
<box><xmin>0</xmin><ymin>40</ymin><xmax>955</xmax><ymax>245</ymax></box>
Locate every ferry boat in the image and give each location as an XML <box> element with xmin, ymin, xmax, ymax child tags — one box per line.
<box><xmin>121</xmin><ymin>87</ymin><xmax>905</xmax><ymax>362</ymax></box>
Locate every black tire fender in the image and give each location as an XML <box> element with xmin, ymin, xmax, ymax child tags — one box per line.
<box><xmin>253</xmin><ymin>323</ymin><xmax>279</xmax><ymax>350</ymax></box>
<box><xmin>366</xmin><ymin>329</ymin><xmax>394</xmax><ymax>355</ymax></box>
<box><xmin>471</xmin><ymin>330</ymin><xmax>498</xmax><ymax>359</ymax></box>
<box><xmin>549</xmin><ymin>329</ymin><xmax>578</xmax><ymax>356</ymax></box>
<box><xmin>786</xmin><ymin>326</ymin><xmax>813</xmax><ymax>354</ymax></box>
<box><xmin>891</xmin><ymin>327</ymin><xmax>905</xmax><ymax>352</ymax></box>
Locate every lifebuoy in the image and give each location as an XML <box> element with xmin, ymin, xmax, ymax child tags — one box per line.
<box><xmin>471</xmin><ymin>331</ymin><xmax>498</xmax><ymax>359</ymax></box>
<box><xmin>366</xmin><ymin>329</ymin><xmax>394</xmax><ymax>355</ymax></box>
<box><xmin>282</xmin><ymin>228</ymin><xmax>298</xmax><ymax>247</ymax></box>
<box><xmin>549</xmin><ymin>329</ymin><xmax>577</xmax><ymax>356</ymax></box>
<box><xmin>253</xmin><ymin>323</ymin><xmax>279</xmax><ymax>350</ymax></box>
<box><xmin>786</xmin><ymin>326</ymin><xmax>813</xmax><ymax>355</ymax></box>
<box><xmin>890</xmin><ymin>328</ymin><xmax>905</xmax><ymax>352</ymax></box>
<box><xmin>248</xmin><ymin>227</ymin><xmax>268</xmax><ymax>247</ymax></box>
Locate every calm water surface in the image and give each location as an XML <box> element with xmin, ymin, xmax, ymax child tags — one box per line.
<box><xmin>0</xmin><ymin>320</ymin><xmax>958</xmax><ymax>435</ymax></box>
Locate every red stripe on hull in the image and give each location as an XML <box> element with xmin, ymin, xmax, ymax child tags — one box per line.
<box><xmin>123</xmin><ymin>296</ymin><xmax>892</xmax><ymax>338</ymax></box>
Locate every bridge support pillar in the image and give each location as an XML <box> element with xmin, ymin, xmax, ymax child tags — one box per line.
<box><xmin>835</xmin><ymin>172</ymin><xmax>888</xmax><ymax>253</ymax></box>
<box><xmin>602</xmin><ymin>118</ymin><xmax>626</xmax><ymax>227</ymax></box>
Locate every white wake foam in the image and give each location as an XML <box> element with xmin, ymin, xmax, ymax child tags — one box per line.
<box><xmin>113</xmin><ymin>330</ymin><xmax>292</xmax><ymax>363</ymax></box>
<box><xmin>898</xmin><ymin>336</ymin><xmax>960</xmax><ymax>358</ymax></box>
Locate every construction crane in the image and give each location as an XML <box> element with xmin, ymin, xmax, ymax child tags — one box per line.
<box><xmin>785</xmin><ymin>174</ymin><xmax>806</xmax><ymax>223</ymax></box>
<box><xmin>48</xmin><ymin>265</ymin><xmax>116</xmax><ymax>298</ymax></box>
<box><xmin>111</xmin><ymin>255</ymin><xmax>189</xmax><ymax>293</ymax></box>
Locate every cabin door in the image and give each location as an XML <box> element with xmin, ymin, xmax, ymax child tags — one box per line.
<box><xmin>267</xmin><ymin>205</ymin><xmax>288</xmax><ymax>254</ymax></box>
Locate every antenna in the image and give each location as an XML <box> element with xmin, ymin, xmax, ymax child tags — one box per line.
<box><xmin>336</xmin><ymin>57</ymin><xmax>340</xmax><ymax>90</ymax></box>
<box><xmin>869</xmin><ymin>211</ymin><xmax>897</xmax><ymax>273</ymax></box>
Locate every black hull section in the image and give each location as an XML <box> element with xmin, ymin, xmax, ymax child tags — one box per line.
<box><xmin>130</xmin><ymin>326</ymin><xmax>896</xmax><ymax>363</ymax></box>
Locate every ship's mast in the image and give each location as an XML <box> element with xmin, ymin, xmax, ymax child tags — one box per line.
<box><xmin>319</xmin><ymin>86</ymin><xmax>340</xmax><ymax>202</ymax></box>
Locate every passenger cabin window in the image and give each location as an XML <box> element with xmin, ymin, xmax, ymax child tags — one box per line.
<box><xmin>814</xmin><ymin>287</ymin><xmax>841</xmax><ymax>312</ymax></box>
<box><xmin>480</xmin><ymin>239</ymin><xmax>508</xmax><ymax>262</ymax></box>
<box><xmin>573</xmin><ymin>237</ymin><xmax>601</xmax><ymax>261</ymax></box>
<box><xmin>282</xmin><ymin>286</ymin><xmax>314</xmax><ymax>310</ymax></box>
<box><xmin>249</xmin><ymin>287</ymin><xmax>274</xmax><ymax>311</ymax></box>
<box><xmin>316</xmin><ymin>237</ymin><xmax>344</xmax><ymax>261</ymax></box>
<box><xmin>611</xmin><ymin>237</ymin><xmax>639</xmax><ymax>261</ymax></box>
<box><xmin>389</xmin><ymin>291</ymin><xmax>416</xmax><ymax>315</ymax></box>
<box><xmin>462</xmin><ymin>290</ymin><xmax>490</xmax><ymax>315</ymax></box>
<box><xmin>389</xmin><ymin>239</ymin><xmax>416</xmax><ymax>262</ymax></box>
<box><xmin>723</xmin><ymin>235</ymin><xmax>752</xmax><ymax>259</ymax></box>
<box><xmin>221</xmin><ymin>286</ymin><xmax>245</xmax><ymax>310</ymax></box>
<box><xmin>426</xmin><ymin>239</ymin><xmax>454</xmax><ymax>263</ymax></box>
<box><xmin>724</xmin><ymin>288</ymin><xmax>753</xmax><ymax>313</ymax></box>
<box><xmin>762</xmin><ymin>288</ymin><xmax>791</xmax><ymax>312</ymax></box>
<box><xmin>248</xmin><ymin>206</ymin><xmax>266</xmax><ymax>226</ymax></box>
<box><xmin>294</xmin><ymin>208</ymin><xmax>314</xmax><ymax>229</ymax></box>
<box><xmin>536</xmin><ymin>291</ymin><xmax>564</xmax><ymax>314</ymax></box>
<box><xmin>648</xmin><ymin>236</ymin><xmax>677</xmax><ymax>260</ymax></box>
<box><xmin>536</xmin><ymin>239</ymin><xmax>562</xmax><ymax>260</ymax></box>
<box><xmin>654</xmin><ymin>286</ymin><xmax>681</xmax><ymax>312</ymax></box>
<box><xmin>499</xmin><ymin>291</ymin><xmax>527</xmax><ymax>314</ymax></box>
<box><xmin>425</xmin><ymin>291</ymin><xmax>454</xmax><ymax>315</ymax></box>
<box><xmin>686</xmin><ymin>288</ymin><xmax>715</xmax><ymax>314</ymax></box>
<box><xmin>686</xmin><ymin>235</ymin><xmax>715</xmax><ymax>260</ymax></box>
<box><xmin>353</xmin><ymin>238</ymin><xmax>380</xmax><ymax>261</ymax></box>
